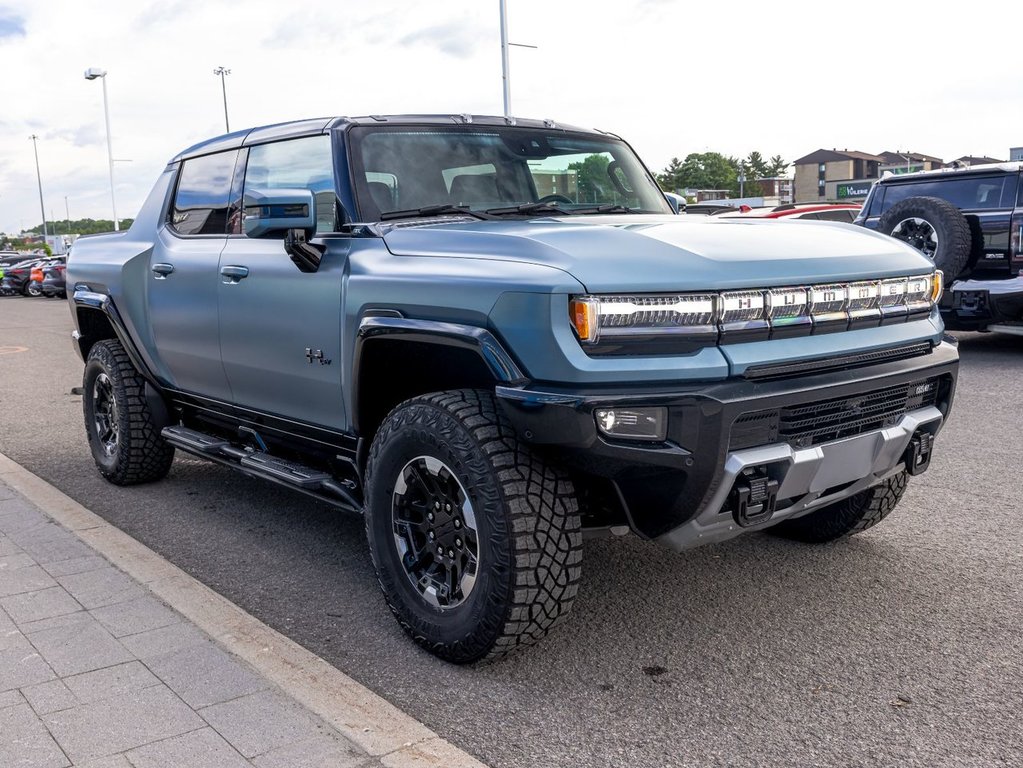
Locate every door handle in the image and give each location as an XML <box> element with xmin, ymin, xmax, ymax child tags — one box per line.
<box><xmin>220</xmin><ymin>265</ymin><xmax>249</xmax><ymax>284</ymax></box>
<box><xmin>152</xmin><ymin>263</ymin><xmax>175</xmax><ymax>279</ymax></box>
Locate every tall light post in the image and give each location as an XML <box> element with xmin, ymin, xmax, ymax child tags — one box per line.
<box><xmin>498</xmin><ymin>1</ymin><xmax>536</xmax><ymax>117</ymax></box>
<box><xmin>29</xmin><ymin>135</ymin><xmax>48</xmax><ymax>239</ymax></box>
<box><xmin>65</xmin><ymin>196</ymin><xmax>71</xmax><ymax>236</ymax></box>
<box><xmin>214</xmin><ymin>67</ymin><xmax>231</xmax><ymax>133</ymax></box>
<box><xmin>84</xmin><ymin>67</ymin><xmax>119</xmax><ymax>231</ymax></box>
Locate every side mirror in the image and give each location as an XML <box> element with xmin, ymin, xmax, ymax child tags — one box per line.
<box><xmin>243</xmin><ymin>188</ymin><xmax>316</xmax><ymax>238</ymax></box>
<box><xmin>664</xmin><ymin>192</ymin><xmax>687</xmax><ymax>214</ymax></box>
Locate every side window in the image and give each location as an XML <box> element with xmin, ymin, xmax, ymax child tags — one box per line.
<box><xmin>170</xmin><ymin>150</ymin><xmax>239</xmax><ymax>235</ymax></box>
<box><xmin>243</xmin><ymin>136</ymin><xmax>336</xmax><ymax>234</ymax></box>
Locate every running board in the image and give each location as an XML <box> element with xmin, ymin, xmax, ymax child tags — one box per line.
<box><xmin>160</xmin><ymin>426</ymin><xmax>361</xmax><ymax>510</ymax></box>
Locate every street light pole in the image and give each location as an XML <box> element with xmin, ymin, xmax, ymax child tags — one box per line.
<box><xmin>214</xmin><ymin>67</ymin><xmax>231</xmax><ymax>133</ymax></box>
<box><xmin>499</xmin><ymin>1</ymin><xmax>511</xmax><ymax>116</ymax></box>
<box><xmin>29</xmin><ymin>135</ymin><xmax>48</xmax><ymax>239</ymax></box>
<box><xmin>498</xmin><ymin>2</ymin><xmax>536</xmax><ymax>118</ymax></box>
<box><xmin>84</xmin><ymin>68</ymin><xmax>119</xmax><ymax>231</ymax></box>
<box><xmin>65</xmin><ymin>196</ymin><xmax>71</xmax><ymax>236</ymax></box>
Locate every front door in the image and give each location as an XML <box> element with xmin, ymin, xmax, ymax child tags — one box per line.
<box><xmin>216</xmin><ymin>135</ymin><xmax>349</xmax><ymax>430</ymax></box>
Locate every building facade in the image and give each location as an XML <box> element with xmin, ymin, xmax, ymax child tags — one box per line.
<box><xmin>793</xmin><ymin>149</ymin><xmax>942</xmax><ymax>204</ymax></box>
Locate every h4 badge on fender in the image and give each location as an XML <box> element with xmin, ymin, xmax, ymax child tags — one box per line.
<box><xmin>304</xmin><ymin>348</ymin><xmax>332</xmax><ymax>365</ymax></box>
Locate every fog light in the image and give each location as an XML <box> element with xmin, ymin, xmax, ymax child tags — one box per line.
<box><xmin>594</xmin><ymin>407</ymin><xmax>668</xmax><ymax>441</ymax></box>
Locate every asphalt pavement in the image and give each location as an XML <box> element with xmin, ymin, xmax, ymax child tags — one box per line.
<box><xmin>2</xmin><ymin>296</ymin><xmax>1021</xmax><ymax>767</ymax></box>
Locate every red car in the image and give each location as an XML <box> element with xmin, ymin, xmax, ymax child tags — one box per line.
<box><xmin>720</xmin><ymin>203</ymin><xmax>862</xmax><ymax>222</ymax></box>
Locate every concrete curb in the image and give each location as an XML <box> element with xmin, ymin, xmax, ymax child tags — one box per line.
<box><xmin>0</xmin><ymin>452</ymin><xmax>487</xmax><ymax>768</ymax></box>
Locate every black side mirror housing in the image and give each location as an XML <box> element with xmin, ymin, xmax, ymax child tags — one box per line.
<box><xmin>284</xmin><ymin>228</ymin><xmax>325</xmax><ymax>273</ymax></box>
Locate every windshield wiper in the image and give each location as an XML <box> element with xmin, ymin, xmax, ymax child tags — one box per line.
<box><xmin>379</xmin><ymin>204</ymin><xmax>491</xmax><ymax>221</ymax></box>
<box><xmin>570</xmin><ymin>204</ymin><xmax>637</xmax><ymax>215</ymax></box>
<box><xmin>484</xmin><ymin>201</ymin><xmax>572</xmax><ymax>216</ymax></box>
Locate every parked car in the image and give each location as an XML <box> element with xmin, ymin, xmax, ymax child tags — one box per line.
<box><xmin>68</xmin><ymin>114</ymin><xmax>958</xmax><ymax>663</ymax></box>
<box><xmin>721</xmin><ymin>203</ymin><xmax>862</xmax><ymax>222</ymax></box>
<box><xmin>40</xmin><ymin>258</ymin><xmax>67</xmax><ymax>298</ymax></box>
<box><xmin>855</xmin><ymin>162</ymin><xmax>1023</xmax><ymax>334</ymax></box>
<box><xmin>0</xmin><ymin>258</ymin><xmax>47</xmax><ymax>296</ymax></box>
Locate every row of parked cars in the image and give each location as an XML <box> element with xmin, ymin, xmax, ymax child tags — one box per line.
<box><xmin>0</xmin><ymin>254</ymin><xmax>67</xmax><ymax>298</ymax></box>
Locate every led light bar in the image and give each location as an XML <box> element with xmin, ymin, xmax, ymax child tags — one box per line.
<box><xmin>568</xmin><ymin>272</ymin><xmax>940</xmax><ymax>350</ymax></box>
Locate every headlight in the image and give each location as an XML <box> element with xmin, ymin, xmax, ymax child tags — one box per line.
<box><xmin>569</xmin><ymin>272</ymin><xmax>939</xmax><ymax>353</ymax></box>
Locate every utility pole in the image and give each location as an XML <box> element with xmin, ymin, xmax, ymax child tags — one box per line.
<box><xmin>29</xmin><ymin>135</ymin><xmax>48</xmax><ymax>239</ymax></box>
<box><xmin>214</xmin><ymin>67</ymin><xmax>231</xmax><ymax>132</ymax></box>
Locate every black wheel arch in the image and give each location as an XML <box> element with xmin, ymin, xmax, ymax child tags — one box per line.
<box><xmin>73</xmin><ymin>290</ymin><xmax>173</xmax><ymax>432</ymax></box>
<box><xmin>352</xmin><ymin>316</ymin><xmax>528</xmax><ymax>446</ymax></box>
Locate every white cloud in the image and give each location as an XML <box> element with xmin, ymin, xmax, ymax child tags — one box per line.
<box><xmin>1</xmin><ymin>0</ymin><xmax>1021</xmax><ymax>233</ymax></box>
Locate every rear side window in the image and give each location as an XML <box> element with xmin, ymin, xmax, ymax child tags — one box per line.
<box><xmin>170</xmin><ymin>151</ymin><xmax>239</xmax><ymax>235</ymax></box>
<box><xmin>243</xmin><ymin>135</ymin><xmax>336</xmax><ymax>233</ymax></box>
<box><xmin>813</xmin><ymin>209</ymin><xmax>858</xmax><ymax>222</ymax></box>
<box><xmin>879</xmin><ymin>175</ymin><xmax>1011</xmax><ymax>213</ymax></box>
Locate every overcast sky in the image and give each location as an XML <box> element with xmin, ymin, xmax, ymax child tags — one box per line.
<box><xmin>2</xmin><ymin>0</ymin><xmax>1021</xmax><ymax>234</ymax></box>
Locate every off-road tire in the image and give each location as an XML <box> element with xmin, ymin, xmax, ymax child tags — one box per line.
<box><xmin>877</xmin><ymin>196</ymin><xmax>972</xmax><ymax>279</ymax></box>
<box><xmin>364</xmin><ymin>389</ymin><xmax>582</xmax><ymax>664</ymax></box>
<box><xmin>83</xmin><ymin>339</ymin><xmax>175</xmax><ymax>485</ymax></box>
<box><xmin>766</xmin><ymin>472</ymin><xmax>908</xmax><ymax>544</ymax></box>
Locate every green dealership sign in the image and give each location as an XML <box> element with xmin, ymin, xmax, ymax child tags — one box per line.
<box><xmin>837</xmin><ymin>182</ymin><xmax>873</xmax><ymax>199</ymax></box>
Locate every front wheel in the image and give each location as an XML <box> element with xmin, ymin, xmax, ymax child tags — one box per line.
<box><xmin>83</xmin><ymin>339</ymin><xmax>175</xmax><ymax>485</ymax></box>
<box><xmin>364</xmin><ymin>390</ymin><xmax>582</xmax><ymax>663</ymax></box>
<box><xmin>26</xmin><ymin>281</ymin><xmax>42</xmax><ymax>297</ymax></box>
<box><xmin>767</xmin><ymin>472</ymin><xmax>908</xmax><ymax>543</ymax></box>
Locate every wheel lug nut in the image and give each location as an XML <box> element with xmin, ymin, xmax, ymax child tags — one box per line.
<box><xmin>455</xmin><ymin>537</ymin><xmax>462</xmax><ymax>547</ymax></box>
<box><xmin>447</xmin><ymin>549</ymin><xmax>454</xmax><ymax>557</ymax></box>
<box><xmin>434</xmin><ymin>501</ymin><xmax>440</xmax><ymax>509</ymax></box>
<box><xmin>427</xmin><ymin>512</ymin><xmax>434</xmax><ymax>521</ymax></box>
<box><xmin>428</xmin><ymin>531</ymin><xmax>435</xmax><ymax>540</ymax></box>
<box><xmin>445</xmin><ymin>503</ymin><xmax>451</xmax><ymax>511</ymax></box>
<box><xmin>453</xmin><ymin>519</ymin><xmax>461</xmax><ymax>529</ymax></box>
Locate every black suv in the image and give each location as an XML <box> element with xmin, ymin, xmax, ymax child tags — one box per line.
<box><xmin>856</xmin><ymin>162</ymin><xmax>1023</xmax><ymax>333</ymax></box>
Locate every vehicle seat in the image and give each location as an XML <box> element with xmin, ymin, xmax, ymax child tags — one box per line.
<box><xmin>448</xmin><ymin>174</ymin><xmax>499</xmax><ymax>206</ymax></box>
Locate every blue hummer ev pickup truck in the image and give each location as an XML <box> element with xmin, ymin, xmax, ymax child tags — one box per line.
<box><xmin>67</xmin><ymin>115</ymin><xmax>958</xmax><ymax>663</ymax></box>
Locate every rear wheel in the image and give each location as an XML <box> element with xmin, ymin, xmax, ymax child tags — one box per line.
<box><xmin>83</xmin><ymin>340</ymin><xmax>175</xmax><ymax>485</ymax></box>
<box><xmin>364</xmin><ymin>389</ymin><xmax>582</xmax><ymax>663</ymax></box>
<box><xmin>26</xmin><ymin>281</ymin><xmax>42</xmax><ymax>297</ymax></box>
<box><xmin>767</xmin><ymin>472</ymin><xmax>908</xmax><ymax>543</ymax></box>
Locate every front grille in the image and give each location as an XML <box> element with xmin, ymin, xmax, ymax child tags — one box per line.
<box><xmin>742</xmin><ymin>342</ymin><xmax>933</xmax><ymax>381</ymax></box>
<box><xmin>730</xmin><ymin>378</ymin><xmax>940</xmax><ymax>450</ymax></box>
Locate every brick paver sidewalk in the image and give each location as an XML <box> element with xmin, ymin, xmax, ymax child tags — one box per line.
<box><xmin>0</xmin><ymin>477</ymin><xmax>422</xmax><ymax>768</ymax></box>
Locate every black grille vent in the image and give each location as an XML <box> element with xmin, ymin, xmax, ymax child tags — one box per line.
<box><xmin>730</xmin><ymin>378</ymin><xmax>940</xmax><ymax>450</ymax></box>
<box><xmin>743</xmin><ymin>342</ymin><xmax>933</xmax><ymax>381</ymax></box>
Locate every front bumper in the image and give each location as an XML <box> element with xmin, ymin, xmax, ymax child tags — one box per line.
<box><xmin>496</xmin><ymin>340</ymin><xmax>958</xmax><ymax>549</ymax></box>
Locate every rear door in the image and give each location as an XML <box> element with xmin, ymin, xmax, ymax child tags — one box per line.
<box><xmin>148</xmin><ymin>149</ymin><xmax>239</xmax><ymax>400</ymax></box>
<box><xmin>217</xmin><ymin>134</ymin><xmax>349</xmax><ymax>430</ymax></box>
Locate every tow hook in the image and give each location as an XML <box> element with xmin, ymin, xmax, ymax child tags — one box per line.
<box><xmin>729</xmin><ymin>468</ymin><xmax>779</xmax><ymax>527</ymax></box>
<box><xmin>905</xmin><ymin>432</ymin><xmax>934</xmax><ymax>476</ymax></box>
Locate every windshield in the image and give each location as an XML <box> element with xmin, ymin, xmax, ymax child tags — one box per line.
<box><xmin>349</xmin><ymin>125</ymin><xmax>672</xmax><ymax>219</ymax></box>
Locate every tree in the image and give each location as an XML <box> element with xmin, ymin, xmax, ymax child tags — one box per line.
<box><xmin>27</xmin><ymin>218</ymin><xmax>134</xmax><ymax>236</ymax></box>
<box><xmin>676</xmin><ymin>152</ymin><xmax>739</xmax><ymax>194</ymax></box>
<box><xmin>766</xmin><ymin>155</ymin><xmax>790</xmax><ymax>177</ymax></box>
<box><xmin>568</xmin><ymin>154</ymin><xmax>613</xmax><ymax>204</ymax></box>
<box><xmin>656</xmin><ymin>157</ymin><xmax>686</xmax><ymax>193</ymax></box>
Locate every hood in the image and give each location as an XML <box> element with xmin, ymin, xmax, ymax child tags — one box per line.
<box><xmin>381</xmin><ymin>215</ymin><xmax>933</xmax><ymax>293</ymax></box>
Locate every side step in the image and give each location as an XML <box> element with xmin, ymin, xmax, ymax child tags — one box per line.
<box><xmin>162</xmin><ymin>426</ymin><xmax>230</xmax><ymax>453</ymax></box>
<box><xmin>160</xmin><ymin>425</ymin><xmax>360</xmax><ymax>510</ymax></box>
<box><xmin>239</xmin><ymin>453</ymin><xmax>330</xmax><ymax>489</ymax></box>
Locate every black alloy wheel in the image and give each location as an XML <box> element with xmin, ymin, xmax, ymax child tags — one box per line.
<box><xmin>91</xmin><ymin>372</ymin><xmax>120</xmax><ymax>458</ymax></box>
<box><xmin>391</xmin><ymin>455</ymin><xmax>480</xmax><ymax>609</ymax></box>
<box><xmin>889</xmin><ymin>217</ymin><xmax>938</xmax><ymax>259</ymax></box>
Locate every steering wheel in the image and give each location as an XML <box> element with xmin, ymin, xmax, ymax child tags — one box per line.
<box><xmin>537</xmin><ymin>194</ymin><xmax>574</xmax><ymax>205</ymax></box>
